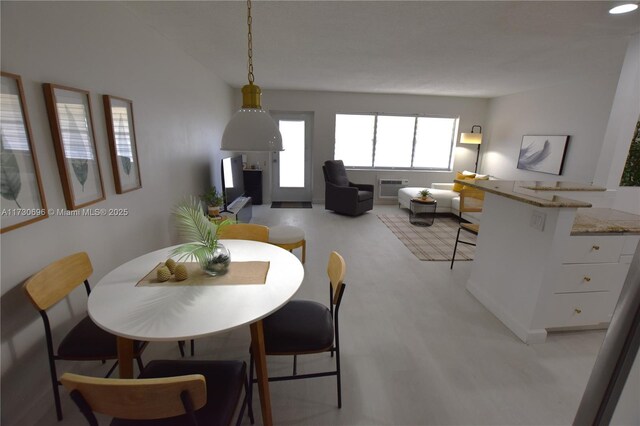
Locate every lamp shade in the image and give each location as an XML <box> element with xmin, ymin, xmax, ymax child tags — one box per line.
<box><xmin>221</xmin><ymin>108</ymin><xmax>283</xmax><ymax>151</ymax></box>
<box><xmin>460</xmin><ymin>132</ymin><xmax>482</xmax><ymax>145</ymax></box>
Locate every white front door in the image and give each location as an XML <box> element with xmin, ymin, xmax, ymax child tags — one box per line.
<box><xmin>270</xmin><ymin>112</ymin><xmax>313</xmax><ymax>202</ymax></box>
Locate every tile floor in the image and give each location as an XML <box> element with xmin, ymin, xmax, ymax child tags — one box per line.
<box><xmin>13</xmin><ymin>204</ymin><xmax>605</xmax><ymax>426</ymax></box>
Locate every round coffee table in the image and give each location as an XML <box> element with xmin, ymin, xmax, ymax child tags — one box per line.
<box><xmin>410</xmin><ymin>197</ymin><xmax>437</xmax><ymax>226</ymax></box>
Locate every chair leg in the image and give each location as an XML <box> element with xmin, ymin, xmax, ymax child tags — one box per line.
<box><xmin>293</xmin><ymin>354</ymin><xmax>297</xmax><ymax>376</ymax></box>
<box><xmin>135</xmin><ymin>356</ymin><xmax>144</xmax><ymax>373</ymax></box>
<box><xmin>248</xmin><ymin>350</ymin><xmax>255</xmax><ymax>418</ymax></box>
<box><xmin>178</xmin><ymin>341</ymin><xmax>186</xmax><ymax>358</ymax></box>
<box><xmin>47</xmin><ymin>356</ymin><xmax>63</xmax><ymax>421</ymax></box>
<box><xmin>335</xmin><ymin>346</ymin><xmax>342</xmax><ymax>409</ymax></box>
<box><xmin>243</xmin><ymin>375</ymin><xmax>255</xmax><ymax>425</ymax></box>
<box><xmin>105</xmin><ymin>360</ymin><xmax>119</xmax><ymax>378</ymax></box>
<box><xmin>450</xmin><ymin>227</ymin><xmax>462</xmax><ymax>270</ymax></box>
<box><xmin>302</xmin><ymin>240</ymin><xmax>306</xmax><ymax>264</ymax></box>
<box><xmin>190</xmin><ymin>339</ymin><xmax>195</xmax><ymax>356</ymax></box>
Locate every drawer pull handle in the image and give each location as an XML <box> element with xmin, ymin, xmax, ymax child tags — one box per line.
<box><xmin>583</xmin><ymin>276</ymin><xmax>591</xmax><ymax>282</ymax></box>
<box><xmin>592</xmin><ymin>245</ymin><xmax>600</xmax><ymax>251</ymax></box>
<box><xmin>574</xmin><ymin>308</ymin><xmax>582</xmax><ymax>314</ymax></box>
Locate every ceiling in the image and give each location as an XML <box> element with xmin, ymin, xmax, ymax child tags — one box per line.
<box><xmin>126</xmin><ymin>1</ymin><xmax>640</xmax><ymax>98</ymax></box>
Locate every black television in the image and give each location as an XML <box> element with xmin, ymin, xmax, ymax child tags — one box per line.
<box><xmin>221</xmin><ymin>155</ymin><xmax>245</xmax><ymax>208</ymax></box>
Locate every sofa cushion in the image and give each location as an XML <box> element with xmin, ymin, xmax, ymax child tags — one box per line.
<box><xmin>452</xmin><ymin>171</ymin><xmax>475</xmax><ymax>192</ymax></box>
<box><xmin>398</xmin><ymin>187</ymin><xmax>457</xmax><ymax>212</ymax></box>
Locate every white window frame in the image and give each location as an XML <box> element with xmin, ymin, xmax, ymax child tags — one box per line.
<box><xmin>334</xmin><ymin>112</ymin><xmax>459</xmax><ymax>171</ymax></box>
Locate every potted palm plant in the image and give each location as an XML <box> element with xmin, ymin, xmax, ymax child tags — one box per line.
<box><xmin>417</xmin><ymin>189</ymin><xmax>431</xmax><ymax>200</ymax></box>
<box><xmin>172</xmin><ymin>197</ymin><xmax>232</xmax><ymax>276</ymax></box>
<box><xmin>201</xmin><ymin>186</ymin><xmax>224</xmax><ymax>217</ymax></box>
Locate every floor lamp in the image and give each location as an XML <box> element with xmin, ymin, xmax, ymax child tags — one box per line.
<box><xmin>460</xmin><ymin>125</ymin><xmax>483</xmax><ymax>173</ymax></box>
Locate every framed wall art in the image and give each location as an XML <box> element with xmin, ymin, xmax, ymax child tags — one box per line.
<box><xmin>1</xmin><ymin>71</ymin><xmax>48</xmax><ymax>233</ymax></box>
<box><xmin>517</xmin><ymin>135</ymin><xmax>569</xmax><ymax>175</ymax></box>
<box><xmin>43</xmin><ymin>83</ymin><xmax>105</xmax><ymax>210</ymax></box>
<box><xmin>103</xmin><ymin>95</ymin><xmax>142</xmax><ymax>193</ymax></box>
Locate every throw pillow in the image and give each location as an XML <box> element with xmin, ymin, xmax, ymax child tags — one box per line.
<box><xmin>452</xmin><ymin>171</ymin><xmax>475</xmax><ymax>192</ymax></box>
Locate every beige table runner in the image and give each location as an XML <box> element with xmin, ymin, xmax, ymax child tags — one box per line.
<box><xmin>136</xmin><ymin>261</ymin><xmax>270</xmax><ymax>287</ymax></box>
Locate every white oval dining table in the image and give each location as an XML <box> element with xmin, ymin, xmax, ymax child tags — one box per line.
<box><xmin>88</xmin><ymin>239</ymin><xmax>305</xmax><ymax>426</ymax></box>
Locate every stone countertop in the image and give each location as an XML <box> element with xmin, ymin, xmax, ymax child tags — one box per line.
<box><xmin>571</xmin><ymin>208</ymin><xmax>640</xmax><ymax>235</ymax></box>
<box><xmin>455</xmin><ymin>179</ymin><xmax>595</xmax><ymax>208</ymax></box>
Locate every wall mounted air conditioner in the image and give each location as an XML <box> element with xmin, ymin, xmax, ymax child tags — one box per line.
<box><xmin>378</xmin><ymin>178</ymin><xmax>409</xmax><ymax>199</ymax></box>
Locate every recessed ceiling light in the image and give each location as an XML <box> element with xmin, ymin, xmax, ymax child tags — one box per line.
<box><xmin>609</xmin><ymin>3</ymin><xmax>639</xmax><ymax>14</ymax></box>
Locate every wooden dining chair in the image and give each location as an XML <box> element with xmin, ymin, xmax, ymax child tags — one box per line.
<box><xmin>450</xmin><ymin>188</ymin><xmax>484</xmax><ymax>269</ymax></box>
<box><xmin>218</xmin><ymin>223</ymin><xmax>269</xmax><ymax>242</ymax></box>
<box><xmin>23</xmin><ymin>252</ymin><xmax>148</xmax><ymax>421</ymax></box>
<box><xmin>61</xmin><ymin>359</ymin><xmax>252</xmax><ymax>426</ymax></box>
<box><xmin>248</xmin><ymin>251</ymin><xmax>347</xmax><ymax>408</ymax></box>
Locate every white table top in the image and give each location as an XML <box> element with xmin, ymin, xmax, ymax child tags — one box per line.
<box><xmin>88</xmin><ymin>240</ymin><xmax>304</xmax><ymax>341</ymax></box>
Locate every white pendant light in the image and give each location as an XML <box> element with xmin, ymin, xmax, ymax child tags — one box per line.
<box><xmin>221</xmin><ymin>0</ymin><xmax>282</xmax><ymax>152</ymax></box>
<box><xmin>609</xmin><ymin>3</ymin><xmax>638</xmax><ymax>14</ymax></box>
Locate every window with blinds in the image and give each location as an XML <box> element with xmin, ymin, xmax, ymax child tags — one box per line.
<box><xmin>56</xmin><ymin>102</ymin><xmax>95</xmax><ymax>160</ymax></box>
<box><xmin>0</xmin><ymin>93</ymin><xmax>29</xmax><ymax>151</ymax></box>
<box><xmin>334</xmin><ymin>113</ymin><xmax>458</xmax><ymax>170</ymax></box>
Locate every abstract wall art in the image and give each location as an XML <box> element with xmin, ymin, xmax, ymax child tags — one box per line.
<box><xmin>517</xmin><ymin>135</ymin><xmax>569</xmax><ymax>175</ymax></box>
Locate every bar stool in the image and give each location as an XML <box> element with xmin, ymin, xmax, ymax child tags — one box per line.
<box><xmin>268</xmin><ymin>225</ymin><xmax>306</xmax><ymax>263</ymax></box>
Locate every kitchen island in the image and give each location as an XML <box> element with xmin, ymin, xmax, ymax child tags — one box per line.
<box><xmin>457</xmin><ymin>179</ymin><xmax>640</xmax><ymax>343</ymax></box>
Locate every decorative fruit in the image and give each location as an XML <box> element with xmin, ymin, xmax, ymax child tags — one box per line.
<box><xmin>174</xmin><ymin>264</ymin><xmax>189</xmax><ymax>281</ymax></box>
<box><xmin>165</xmin><ymin>259</ymin><xmax>177</xmax><ymax>274</ymax></box>
<box><xmin>157</xmin><ymin>266</ymin><xmax>171</xmax><ymax>282</ymax></box>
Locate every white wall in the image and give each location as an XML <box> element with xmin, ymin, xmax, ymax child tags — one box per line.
<box><xmin>241</xmin><ymin>89</ymin><xmax>488</xmax><ymax>203</ymax></box>
<box><xmin>594</xmin><ymin>33</ymin><xmax>640</xmax><ymax>214</ymax></box>
<box><xmin>482</xmin><ymin>68</ymin><xmax>623</xmax><ymax>184</ymax></box>
<box><xmin>0</xmin><ymin>2</ymin><xmax>232</xmax><ymax>424</ymax></box>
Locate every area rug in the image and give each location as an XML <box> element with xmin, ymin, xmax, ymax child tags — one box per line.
<box><xmin>271</xmin><ymin>202</ymin><xmax>313</xmax><ymax>208</ymax></box>
<box><xmin>378</xmin><ymin>214</ymin><xmax>476</xmax><ymax>261</ymax></box>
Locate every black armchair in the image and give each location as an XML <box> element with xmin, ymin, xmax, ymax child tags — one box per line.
<box><xmin>322</xmin><ymin>160</ymin><xmax>374</xmax><ymax>216</ymax></box>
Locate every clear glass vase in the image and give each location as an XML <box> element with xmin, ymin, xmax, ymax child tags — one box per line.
<box><xmin>201</xmin><ymin>243</ymin><xmax>231</xmax><ymax>276</ymax></box>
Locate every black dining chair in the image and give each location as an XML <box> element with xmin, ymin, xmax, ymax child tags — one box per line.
<box><xmin>248</xmin><ymin>251</ymin><xmax>347</xmax><ymax>408</ymax></box>
<box><xmin>61</xmin><ymin>359</ymin><xmax>253</xmax><ymax>426</ymax></box>
<box><xmin>23</xmin><ymin>252</ymin><xmax>148</xmax><ymax>421</ymax></box>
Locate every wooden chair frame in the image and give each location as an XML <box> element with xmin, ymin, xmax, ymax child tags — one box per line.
<box><xmin>450</xmin><ymin>189</ymin><xmax>484</xmax><ymax>269</ymax></box>
<box><xmin>23</xmin><ymin>252</ymin><xmax>146</xmax><ymax>420</ymax></box>
<box><xmin>218</xmin><ymin>224</ymin><xmax>269</xmax><ymax>242</ymax></box>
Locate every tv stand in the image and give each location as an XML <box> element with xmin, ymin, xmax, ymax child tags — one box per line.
<box><xmin>221</xmin><ymin>196</ymin><xmax>252</xmax><ymax>223</ymax></box>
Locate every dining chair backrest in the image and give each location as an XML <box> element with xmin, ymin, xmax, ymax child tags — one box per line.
<box><xmin>24</xmin><ymin>252</ymin><xmax>93</xmax><ymax>311</ymax></box>
<box><xmin>459</xmin><ymin>189</ymin><xmax>484</xmax><ymax>214</ymax></box>
<box><xmin>218</xmin><ymin>224</ymin><xmax>269</xmax><ymax>242</ymax></box>
<box><xmin>60</xmin><ymin>372</ymin><xmax>207</xmax><ymax>421</ymax></box>
<box><xmin>327</xmin><ymin>251</ymin><xmax>346</xmax><ymax>305</ymax></box>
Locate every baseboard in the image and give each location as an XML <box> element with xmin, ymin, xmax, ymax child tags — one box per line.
<box><xmin>466</xmin><ymin>279</ymin><xmax>547</xmax><ymax>344</ymax></box>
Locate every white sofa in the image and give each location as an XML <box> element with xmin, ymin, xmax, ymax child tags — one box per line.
<box><xmin>398</xmin><ymin>183</ymin><xmax>481</xmax><ymax>223</ymax></box>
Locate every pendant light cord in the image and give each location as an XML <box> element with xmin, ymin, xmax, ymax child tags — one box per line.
<box><xmin>247</xmin><ymin>0</ymin><xmax>254</xmax><ymax>84</ymax></box>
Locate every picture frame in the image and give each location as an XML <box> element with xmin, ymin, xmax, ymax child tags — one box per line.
<box><xmin>516</xmin><ymin>135</ymin><xmax>569</xmax><ymax>175</ymax></box>
<box><xmin>1</xmin><ymin>72</ymin><xmax>49</xmax><ymax>233</ymax></box>
<box><xmin>43</xmin><ymin>83</ymin><xmax>105</xmax><ymax>210</ymax></box>
<box><xmin>103</xmin><ymin>95</ymin><xmax>142</xmax><ymax>194</ymax></box>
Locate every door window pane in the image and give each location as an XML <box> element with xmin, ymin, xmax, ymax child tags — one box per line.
<box><xmin>279</xmin><ymin>120</ymin><xmax>305</xmax><ymax>188</ymax></box>
<box><xmin>335</xmin><ymin>114</ymin><xmax>374</xmax><ymax>167</ymax></box>
<box><xmin>373</xmin><ymin>115</ymin><xmax>415</xmax><ymax>168</ymax></box>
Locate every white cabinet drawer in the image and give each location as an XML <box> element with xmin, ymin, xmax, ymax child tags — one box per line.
<box><xmin>544</xmin><ymin>292</ymin><xmax>616</xmax><ymax>328</ymax></box>
<box><xmin>555</xmin><ymin>263</ymin><xmax>630</xmax><ymax>293</ymax></box>
<box><xmin>622</xmin><ymin>235</ymin><xmax>640</xmax><ymax>255</ymax></box>
<box><xmin>563</xmin><ymin>236</ymin><xmax>625</xmax><ymax>264</ymax></box>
